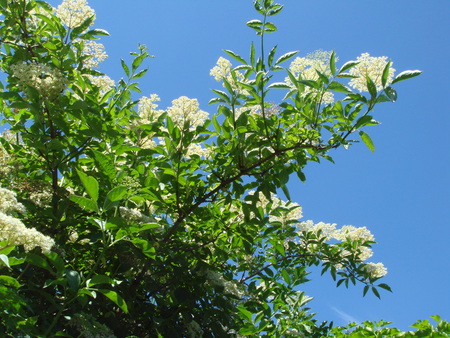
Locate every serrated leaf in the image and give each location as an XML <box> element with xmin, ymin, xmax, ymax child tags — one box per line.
<box><xmin>328</xmin><ymin>81</ymin><xmax>352</xmax><ymax>93</ymax></box>
<box><xmin>339</xmin><ymin>60</ymin><xmax>359</xmax><ymax>74</ymax></box>
<box><xmin>263</xmin><ymin>22</ymin><xmax>277</xmax><ymax>32</ymax></box>
<box><xmin>247</xmin><ymin>19</ymin><xmax>263</xmax><ymax>30</ymax></box>
<box><xmin>267</xmin><ymin>82</ymin><xmax>291</xmax><ymax>89</ymax></box>
<box><xmin>268</xmin><ymin>45</ymin><xmax>277</xmax><ymax>67</ymax></box>
<box><xmin>267</xmin><ymin>4</ymin><xmax>284</xmax><ymax>16</ymax></box>
<box><xmin>76</xmin><ymin>169</ymin><xmax>99</xmax><ymax>202</ymax></box>
<box><xmin>372</xmin><ymin>287</ymin><xmax>381</xmax><ymax>299</ymax></box>
<box><xmin>330</xmin><ymin>51</ymin><xmax>336</xmax><ymax>75</ymax></box>
<box><xmin>223</xmin><ymin>50</ymin><xmax>247</xmax><ymax>65</ymax></box>
<box><xmin>275</xmin><ymin>51</ymin><xmax>298</xmax><ymax>65</ymax></box>
<box><xmin>70</xmin><ymin>195</ymin><xmax>99</xmax><ymax>213</ymax></box>
<box><xmin>392</xmin><ymin>70</ymin><xmax>422</xmax><ymax>84</ymax></box>
<box><xmin>131</xmin><ymin>68</ymin><xmax>148</xmax><ymax>79</ymax></box>
<box><xmin>377</xmin><ymin>283</ymin><xmax>392</xmax><ymax>292</ymax></box>
<box><xmin>363</xmin><ymin>284</ymin><xmax>370</xmax><ymax>297</ymax></box>
<box><xmin>359</xmin><ymin>130</ymin><xmax>375</xmax><ymax>152</ymax></box>
<box><xmin>120</xmin><ymin>59</ymin><xmax>130</xmax><ymax>77</ymax></box>
<box><xmin>366</xmin><ymin>76</ymin><xmax>377</xmax><ymax>99</ymax></box>
<box><xmin>92</xmin><ymin>150</ymin><xmax>116</xmax><ymax>182</ymax></box>
<box><xmin>381</xmin><ymin>60</ymin><xmax>392</xmax><ymax>87</ymax></box>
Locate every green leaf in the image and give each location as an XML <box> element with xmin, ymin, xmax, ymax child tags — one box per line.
<box><xmin>372</xmin><ymin>286</ymin><xmax>381</xmax><ymax>299</ymax></box>
<box><xmin>381</xmin><ymin>60</ymin><xmax>392</xmax><ymax>87</ymax></box>
<box><xmin>268</xmin><ymin>45</ymin><xmax>277</xmax><ymax>67</ymax></box>
<box><xmin>384</xmin><ymin>86</ymin><xmax>397</xmax><ymax>102</ymax></box>
<box><xmin>275</xmin><ymin>51</ymin><xmax>298</xmax><ymax>65</ymax></box>
<box><xmin>69</xmin><ymin>195</ymin><xmax>99</xmax><ymax>213</ymax></box>
<box><xmin>96</xmin><ymin>289</ymin><xmax>128</xmax><ymax>313</ymax></box>
<box><xmin>250</xmin><ymin>42</ymin><xmax>256</xmax><ymax>66</ymax></box>
<box><xmin>267</xmin><ymin>82</ymin><xmax>291</xmax><ymax>89</ymax></box>
<box><xmin>131</xmin><ymin>68</ymin><xmax>148</xmax><ymax>79</ymax></box>
<box><xmin>46</xmin><ymin>252</ymin><xmax>65</xmax><ymax>276</ymax></box>
<box><xmin>246</xmin><ymin>19</ymin><xmax>263</xmax><ymax>30</ymax></box>
<box><xmin>363</xmin><ymin>285</ymin><xmax>370</xmax><ymax>297</ymax></box>
<box><xmin>330</xmin><ymin>51</ymin><xmax>336</xmax><ymax>75</ymax></box>
<box><xmin>103</xmin><ymin>186</ymin><xmax>128</xmax><ymax>211</ymax></box>
<box><xmin>120</xmin><ymin>59</ymin><xmax>130</xmax><ymax>77</ymax></box>
<box><xmin>366</xmin><ymin>76</ymin><xmax>377</xmax><ymax>99</ymax></box>
<box><xmin>0</xmin><ymin>275</ymin><xmax>21</xmax><ymax>288</ymax></box>
<box><xmin>88</xmin><ymin>274</ymin><xmax>116</xmax><ymax>287</ymax></box>
<box><xmin>66</xmin><ymin>269</ymin><xmax>81</xmax><ymax>290</ymax></box>
<box><xmin>223</xmin><ymin>50</ymin><xmax>247</xmax><ymax>65</ymax></box>
<box><xmin>377</xmin><ymin>283</ymin><xmax>392</xmax><ymax>292</ymax></box>
<box><xmin>26</xmin><ymin>253</ymin><xmax>54</xmax><ymax>274</ymax></box>
<box><xmin>359</xmin><ymin>130</ymin><xmax>375</xmax><ymax>152</ymax></box>
<box><xmin>392</xmin><ymin>70</ymin><xmax>422</xmax><ymax>84</ymax></box>
<box><xmin>264</xmin><ymin>22</ymin><xmax>277</xmax><ymax>33</ymax></box>
<box><xmin>131</xmin><ymin>239</ymin><xmax>156</xmax><ymax>259</ymax></box>
<box><xmin>339</xmin><ymin>60</ymin><xmax>359</xmax><ymax>74</ymax></box>
<box><xmin>267</xmin><ymin>4</ymin><xmax>284</xmax><ymax>16</ymax></box>
<box><xmin>328</xmin><ymin>81</ymin><xmax>352</xmax><ymax>93</ymax></box>
<box><xmin>76</xmin><ymin>169</ymin><xmax>99</xmax><ymax>202</ymax></box>
<box><xmin>0</xmin><ymin>254</ymin><xmax>10</xmax><ymax>268</ymax></box>
<box><xmin>92</xmin><ymin>150</ymin><xmax>116</xmax><ymax>182</ymax></box>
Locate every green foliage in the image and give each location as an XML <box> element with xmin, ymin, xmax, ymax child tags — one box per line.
<box><xmin>0</xmin><ymin>0</ymin><xmax>437</xmax><ymax>337</ymax></box>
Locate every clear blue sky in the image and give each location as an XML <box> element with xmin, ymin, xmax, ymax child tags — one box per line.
<box><xmin>51</xmin><ymin>0</ymin><xmax>450</xmax><ymax>330</ymax></box>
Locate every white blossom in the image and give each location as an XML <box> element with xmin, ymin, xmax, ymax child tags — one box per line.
<box><xmin>210</xmin><ymin>57</ymin><xmax>248</xmax><ymax>95</ymax></box>
<box><xmin>286</xmin><ymin>50</ymin><xmax>335</xmax><ymax>104</ymax></box>
<box><xmin>348</xmin><ymin>53</ymin><xmax>395</xmax><ymax>92</ymax></box>
<box><xmin>0</xmin><ymin>211</ymin><xmax>54</xmax><ymax>253</ymax></box>
<box><xmin>167</xmin><ymin>96</ymin><xmax>209</xmax><ymax>130</ymax></box>
<box><xmin>10</xmin><ymin>62</ymin><xmax>68</xmax><ymax>98</ymax></box>
<box><xmin>363</xmin><ymin>262</ymin><xmax>387</xmax><ymax>279</ymax></box>
<box><xmin>55</xmin><ymin>0</ymin><xmax>95</xmax><ymax>29</ymax></box>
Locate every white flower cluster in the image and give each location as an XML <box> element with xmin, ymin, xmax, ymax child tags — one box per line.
<box><xmin>119</xmin><ymin>207</ymin><xmax>153</xmax><ymax>224</ymax></box>
<box><xmin>167</xmin><ymin>96</ymin><xmax>209</xmax><ymax>130</ymax></box>
<box><xmin>363</xmin><ymin>262</ymin><xmax>388</xmax><ymax>279</ymax></box>
<box><xmin>248</xmin><ymin>191</ymin><xmax>303</xmax><ymax>227</ymax></box>
<box><xmin>137</xmin><ymin>94</ymin><xmax>165</xmax><ymax>125</ymax></box>
<box><xmin>80</xmin><ymin>40</ymin><xmax>108</xmax><ymax>69</ymax></box>
<box><xmin>286</xmin><ymin>50</ymin><xmax>335</xmax><ymax>104</ymax></box>
<box><xmin>204</xmin><ymin>270</ymin><xmax>243</xmax><ymax>298</ymax></box>
<box><xmin>85</xmin><ymin>74</ymin><xmax>115</xmax><ymax>94</ymax></box>
<box><xmin>210</xmin><ymin>57</ymin><xmax>248</xmax><ymax>95</ymax></box>
<box><xmin>55</xmin><ymin>0</ymin><xmax>95</xmax><ymax>29</ymax></box>
<box><xmin>296</xmin><ymin>220</ymin><xmax>336</xmax><ymax>241</ymax></box>
<box><xmin>348</xmin><ymin>53</ymin><xmax>395</xmax><ymax>92</ymax></box>
<box><xmin>10</xmin><ymin>62</ymin><xmax>68</xmax><ymax>98</ymax></box>
<box><xmin>0</xmin><ymin>187</ymin><xmax>54</xmax><ymax>253</ymax></box>
<box><xmin>0</xmin><ymin>188</ymin><xmax>26</xmax><ymax>215</ymax></box>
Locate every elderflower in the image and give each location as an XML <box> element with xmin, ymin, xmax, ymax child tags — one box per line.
<box><xmin>80</xmin><ymin>40</ymin><xmax>108</xmax><ymax>69</ymax></box>
<box><xmin>167</xmin><ymin>96</ymin><xmax>209</xmax><ymax>129</ymax></box>
<box><xmin>348</xmin><ymin>53</ymin><xmax>395</xmax><ymax>92</ymax></box>
<box><xmin>137</xmin><ymin>94</ymin><xmax>165</xmax><ymax>125</ymax></box>
<box><xmin>334</xmin><ymin>225</ymin><xmax>375</xmax><ymax>261</ymax></box>
<box><xmin>210</xmin><ymin>57</ymin><xmax>248</xmax><ymax>95</ymax></box>
<box><xmin>55</xmin><ymin>0</ymin><xmax>95</xmax><ymax>29</ymax></box>
<box><xmin>204</xmin><ymin>270</ymin><xmax>243</xmax><ymax>298</ymax></box>
<box><xmin>297</xmin><ymin>220</ymin><xmax>337</xmax><ymax>240</ymax></box>
<box><xmin>363</xmin><ymin>262</ymin><xmax>387</xmax><ymax>279</ymax></box>
<box><xmin>0</xmin><ymin>187</ymin><xmax>26</xmax><ymax>215</ymax></box>
<box><xmin>0</xmin><ymin>211</ymin><xmax>54</xmax><ymax>253</ymax></box>
<box><xmin>10</xmin><ymin>62</ymin><xmax>68</xmax><ymax>98</ymax></box>
<box><xmin>86</xmin><ymin>74</ymin><xmax>115</xmax><ymax>94</ymax></box>
<box><xmin>286</xmin><ymin>50</ymin><xmax>335</xmax><ymax>104</ymax></box>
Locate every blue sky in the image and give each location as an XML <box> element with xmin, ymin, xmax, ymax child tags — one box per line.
<box><xmin>51</xmin><ymin>0</ymin><xmax>450</xmax><ymax>330</ymax></box>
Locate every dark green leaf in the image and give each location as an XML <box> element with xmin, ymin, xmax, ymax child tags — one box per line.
<box><xmin>88</xmin><ymin>275</ymin><xmax>116</xmax><ymax>287</ymax></box>
<box><xmin>76</xmin><ymin>169</ymin><xmax>99</xmax><ymax>202</ymax></box>
<box><xmin>224</xmin><ymin>50</ymin><xmax>247</xmax><ymax>65</ymax></box>
<box><xmin>328</xmin><ymin>81</ymin><xmax>352</xmax><ymax>93</ymax></box>
<box><xmin>392</xmin><ymin>70</ymin><xmax>422</xmax><ymax>84</ymax></box>
<box><xmin>69</xmin><ymin>195</ymin><xmax>99</xmax><ymax>213</ymax></box>
<box><xmin>384</xmin><ymin>86</ymin><xmax>397</xmax><ymax>102</ymax></box>
<box><xmin>275</xmin><ymin>51</ymin><xmax>298</xmax><ymax>65</ymax></box>
<box><xmin>339</xmin><ymin>60</ymin><xmax>359</xmax><ymax>74</ymax></box>
<box><xmin>330</xmin><ymin>51</ymin><xmax>336</xmax><ymax>75</ymax></box>
<box><xmin>381</xmin><ymin>60</ymin><xmax>392</xmax><ymax>87</ymax></box>
<box><xmin>268</xmin><ymin>45</ymin><xmax>277</xmax><ymax>67</ymax></box>
<box><xmin>66</xmin><ymin>270</ymin><xmax>81</xmax><ymax>290</ymax></box>
<box><xmin>96</xmin><ymin>289</ymin><xmax>128</xmax><ymax>313</ymax></box>
<box><xmin>121</xmin><ymin>59</ymin><xmax>130</xmax><ymax>77</ymax></box>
